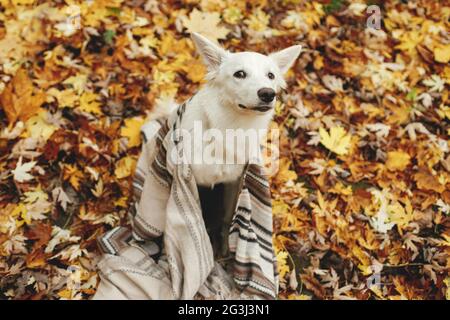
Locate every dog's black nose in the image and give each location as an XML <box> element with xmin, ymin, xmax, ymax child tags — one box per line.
<box><xmin>257</xmin><ymin>88</ymin><xmax>276</xmax><ymax>103</ymax></box>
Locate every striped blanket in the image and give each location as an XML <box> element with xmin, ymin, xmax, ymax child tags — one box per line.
<box><xmin>93</xmin><ymin>103</ymin><xmax>278</xmax><ymax>300</ymax></box>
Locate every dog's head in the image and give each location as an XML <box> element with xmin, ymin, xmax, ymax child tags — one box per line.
<box><xmin>191</xmin><ymin>32</ymin><xmax>301</xmax><ymax>114</ymax></box>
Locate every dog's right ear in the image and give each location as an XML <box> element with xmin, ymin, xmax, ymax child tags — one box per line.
<box><xmin>191</xmin><ymin>32</ymin><xmax>228</xmax><ymax>72</ymax></box>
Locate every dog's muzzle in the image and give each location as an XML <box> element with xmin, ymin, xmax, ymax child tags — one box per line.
<box><xmin>238</xmin><ymin>104</ymin><xmax>272</xmax><ymax>113</ymax></box>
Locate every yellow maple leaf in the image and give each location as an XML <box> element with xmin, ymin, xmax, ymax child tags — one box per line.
<box><xmin>79</xmin><ymin>1</ymin><xmax>116</xmax><ymax>28</ymax></box>
<box><xmin>47</xmin><ymin>88</ymin><xmax>78</xmax><ymax>108</ymax></box>
<box><xmin>223</xmin><ymin>7</ymin><xmax>243</xmax><ymax>25</ymax></box>
<box><xmin>276</xmin><ymin>250</ymin><xmax>290</xmax><ymax>279</ymax></box>
<box><xmin>272</xmin><ymin>199</ymin><xmax>290</xmax><ymax>215</ymax></box>
<box><xmin>386</xmin><ymin>151</ymin><xmax>411</xmax><ymax>171</ymax></box>
<box><xmin>114</xmin><ymin>196</ymin><xmax>128</xmax><ymax>208</ymax></box>
<box><xmin>63</xmin><ymin>74</ymin><xmax>88</xmax><ymax>95</ymax></box>
<box><xmin>275</xmin><ymin>158</ymin><xmax>297</xmax><ymax>182</ymax></box>
<box><xmin>121</xmin><ymin>117</ymin><xmax>145</xmax><ymax>148</ymax></box>
<box><xmin>387</xmin><ymin>201</ymin><xmax>413</xmax><ymax>232</ymax></box>
<box><xmin>353</xmin><ymin>246</ymin><xmax>370</xmax><ymax>266</ymax></box>
<box><xmin>395</xmin><ymin>30</ymin><xmax>423</xmax><ymax>55</ymax></box>
<box><xmin>181</xmin><ymin>58</ymin><xmax>207</xmax><ymax>83</ymax></box>
<box><xmin>79</xmin><ymin>92</ymin><xmax>102</xmax><ymax>115</ymax></box>
<box><xmin>244</xmin><ymin>8</ymin><xmax>270</xmax><ymax>32</ymax></box>
<box><xmin>10</xmin><ymin>203</ymin><xmax>27</xmax><ymax>229</ymax></box>
<box><xmin>157</xmin><ymin>32</ymin><xmax>189</xmax><ymax>56</ymax></box>
<box><xmin>319</xmin><ymin>126</ymin><xmax>352</xmax><ymax>156</ymax></box>
<box><xmin>114</xmin><ymin>156</ymin><xmax>136</xmax><ymax>179</ymax></box>
<box><xmin>358</xmin><ymin>264</ymin><xmax>373</xmax><ymax>276</ymax></box>
<box><xmin>25</xmin><ymin>110</ymin><xmax>57</xmax><ymax>142</ymax></box>
<box><xmin>152</xmin><ymin>68</ymin><xmax>177</xmax><ymax>85</ymax></box>
<box><xmin>182</xmin><ymin>9</ymin><xmax>230</xmax><ymax>42</ymax></box>
<box><xmin>329</xmin><ymin>181</ymin><xmax>353</xmax><ymax>196</ymax></box>
<box><xmin>437</xmin><ymin>105</ymin><xmax>450</xmax><ymax>120</ymax></box>
<box><xmin>63</xmin><ymin>165</ymin><xmax>83</xmax><ymax>191</ymax></box>
<box><xmin>57</xmin><ymin>288</ymin><xmax>73</xmax><ymax>300</ymax></box>
<box><xmin>434</xmin><ymin>44</ymin><xmax>450</xmax><ymax>64</ymax></box>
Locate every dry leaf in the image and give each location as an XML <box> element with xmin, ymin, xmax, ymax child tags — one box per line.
<box><xmin>182</xmin><ymin>9</ymin><xmax>230</xmax><ymax>42</ymax></box>
<box><xmin>0</xmin><ymin>69</ymin><xmax>46</xmax><ymax>124</ymax></box>
<box><xmin>319</xmin><ymin>126</ymin><xmax>352</xmax><ymax>156</ymax></box>
<box><xmin>115</xmin><ymin>156</ymin><xmax>136</xmax><ymax>179</ymax></box>
<box><xmin>386</xmin><ymin>151</ymin><xmax>410</xmax><ymax>171</ymax></box>
<box><xmin>12</xmin><ymin>156</ymin><xmax>36</xmax><ymax>183</ymax></box>
<box><xmin>121</xmin><ymin>117</ymin><xmax>145</xmax><ymax>148</ymax></box>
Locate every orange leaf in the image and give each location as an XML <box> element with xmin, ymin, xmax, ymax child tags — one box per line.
<box><xmin>414</xmin><ymin>168</ymin><xmax>445</xmax><ymax>193</ymax></box>
<box><xmin>0</xmin><ymin>69</ymin><xmax>46</xmax><ymax>124</ymax></box>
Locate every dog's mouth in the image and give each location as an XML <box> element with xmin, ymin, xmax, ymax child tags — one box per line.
<box><xmin>238</xmin><ymin>104</ymin><xmax>273</xmax><ymax>113</ymax></box>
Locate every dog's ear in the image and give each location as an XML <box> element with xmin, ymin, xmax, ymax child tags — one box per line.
<box><xmin>270</xmin><ymin>45</ymin><xmax>302</xmax><ymax>74</ymax></box>
<box><xmin>191</xmin><ymin>32</ymin><xmax>228</xmax><ymax>71</ymax></box>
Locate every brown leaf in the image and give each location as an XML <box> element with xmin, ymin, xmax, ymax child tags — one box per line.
<box><xmin>25</xmin><ymin>222</ymin><xmax>52</xmax><ymax>251</ymax></box>
<box><xmin>300</xmin><ymin>274</ymin><xmax>326</xmax><ymax>299</ymax></box>
<box><xmin>0</xmin><ymin>69</ymin><xmax>46</xmax><ymax>124</ymax></box>
<box><xmin>25</xmin><ymin>249</ymin><xmax>47</xmax><ymax>269</ymax></box>
<box><xmin>414</xmin><ymin>168</ymin><xmax>445</xmax><ymax>194</ymax></box>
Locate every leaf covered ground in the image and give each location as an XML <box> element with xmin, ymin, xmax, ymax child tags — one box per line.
<box><xmin>0</xmin><ymin>0</ymin><xmax>449</xmax><ymax>300</ymax></box>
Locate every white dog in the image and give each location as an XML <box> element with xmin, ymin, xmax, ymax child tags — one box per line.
<box><xmin>159</xmin><ymin>33</ymin><xmax>301</xmax><ymax>256</ymax></box>
<box><xmin>182</xmin><ymin>33</ymin><xmax>302</xmax><ymax>187</ymax></box>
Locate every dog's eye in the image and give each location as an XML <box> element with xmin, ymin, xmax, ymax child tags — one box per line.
<box><xmin>268</xmin><ymin>72</ymin><xmax>275</xmax><ymax>80</ymax></box>
<box><xmin>233</xmin><ymin>70</ymin><xmax>246</xmax><ymax>79</ymax></box>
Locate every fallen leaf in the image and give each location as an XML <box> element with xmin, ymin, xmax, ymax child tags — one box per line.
<box><xmin>182</xmin><ymin>9</ymin><xmax>230</xmax><ymax>42</ymax></box>
<box><xmin>52</xmin><ymin>187</ymin><xmax>72</xmax><ymax>211</ymax></box>
<box><xmin>386</xmin><ymin>151</ymin><xmax>410</xmax><ymax>171</ymax></box>
<box><xmin>0</xmin><ymin>69</ymin><xmax>46</xmax><ymax>124</ymax></box>
<box><xmin>25</xmin><ymin>111</ymin><xmax>58</xmax><ymax>142</ymax></box>
<box><xmin>319</xmin><ymin>126</ymin><xmax>352</xmax><ymax>156</ymax></box>
<box><xmin>121</xmin><ymin>117</ymin><xmax>145</xmax><ymax>148</ymax></box>
<box><xmin>434</xmin><ymin>44</ymin><xmax>450</xmax><ymax>64</ymax></box>
<box><xmin>79</xmin><ymin>92</ymin><xmax>102</xmax><ymax>115</ymax></box>
<box><xmin>414</xmin><ymin>168</ymin><xmax>445</xmax><ymax>193</ymax></box>
<box><xmin>12</xmin><ymin>157</ymin><xmax>37</xmax><ymax>183</ymax></box>
<box><xmin>115</xmin><ymin>156</ymin><xmax>136</xmax><ymax>179</ymax></box>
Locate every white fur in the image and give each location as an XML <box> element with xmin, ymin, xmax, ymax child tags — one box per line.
<box><xmin>171</xmin><ymin>33</ymin><xmax>301</xmax><ymax>187</ymax></box>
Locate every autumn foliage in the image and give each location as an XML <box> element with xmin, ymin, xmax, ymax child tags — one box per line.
<box><xmin>0</xmin><ymin>0</ymin><xmax>449</xmax><ymax>300</ymax></box>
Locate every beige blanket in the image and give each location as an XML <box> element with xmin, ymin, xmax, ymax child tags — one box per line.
<box><xmin>93</xmin><ymin>103</ymin><xmax>278</xmax><ymax>300</ymax></box>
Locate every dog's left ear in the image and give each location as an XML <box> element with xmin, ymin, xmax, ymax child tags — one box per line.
<box><xmin>191</xmin><ymin>32</ymin><xmax>228</xmax><ymax>72</ymax></box>
<box><xmin>270</xmin><ymin>45</ymin><xmax>302</xmax><ymax>74</ymax></box>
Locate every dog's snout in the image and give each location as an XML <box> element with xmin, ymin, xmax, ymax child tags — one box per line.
<box><xmin>257</xmin><ymin>88</ymin><xmax>276</xmax><ymax>103</ymax></box>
